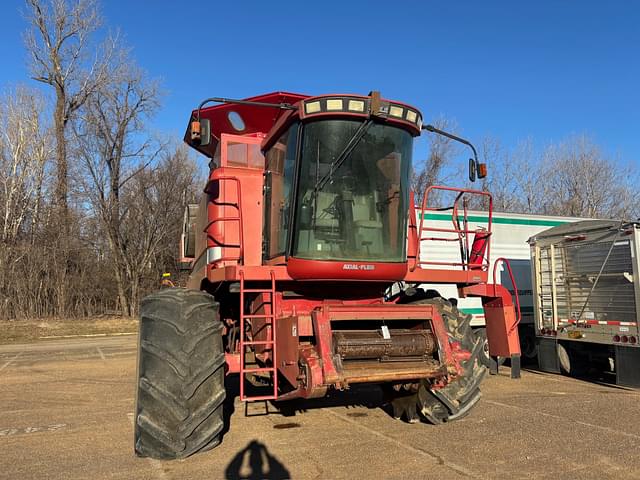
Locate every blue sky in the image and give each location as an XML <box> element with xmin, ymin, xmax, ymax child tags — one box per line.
<box><xmin>0</xmin><ymin>0</ymin><xmax>638</xmax><ymax>165</ymax></box>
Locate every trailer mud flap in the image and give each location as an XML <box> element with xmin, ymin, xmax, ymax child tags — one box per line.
<box><xmin>537</xmin><ymin>337</ymin><xmax>560</xmax><ymax>373</ymax></box>
<box><xmin>615</xmin><ymin>346</ymin><xmax>640</xmax><ymax>387</ymax></box>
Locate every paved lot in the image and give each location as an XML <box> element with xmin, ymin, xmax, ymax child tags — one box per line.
<box><xmin>1</xmin><ymin>336</ymin><xmax>640</xmax><ymax>480</ymax></box>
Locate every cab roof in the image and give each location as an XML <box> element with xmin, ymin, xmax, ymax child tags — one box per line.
<box><xmin>183</xmin><ymin>92</ymin><xmax>309</xmax><ymax>158</ymax></box>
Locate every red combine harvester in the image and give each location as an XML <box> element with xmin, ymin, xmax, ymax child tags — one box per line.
<box><xmin>134</xmin><ymin>91</ymin><xmax>521</xmax><ymax>460</ymax></box>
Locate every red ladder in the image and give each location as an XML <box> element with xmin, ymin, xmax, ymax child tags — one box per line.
<box><xmin>239</xmin><ymin>270</ymin><xmax>278</xmax><ymax>401</ymax></box>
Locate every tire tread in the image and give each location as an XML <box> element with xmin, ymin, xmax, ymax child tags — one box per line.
<box><xmin>390</xmin><ymin>297</ymin><xmax>488</xmax><ymax>425</ymax></box>
<box><xmin>134</xmin><ymin>288</ymin><xmax>226</xmax><ymax>460</ymax></box>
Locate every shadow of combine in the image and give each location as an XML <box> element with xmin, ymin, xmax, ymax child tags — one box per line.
<box><xmin>221</xmin><ymin>375</ymin><xmax>241</xmax><ymax>436</ymax></box>
<box><xmin>224</xmin><ymin>440</ymin><xmax>290</xmax><ymax>480</ymax></box>
<box><xmin>274</xmin><ymin>384</ymin><xmax>390</xmax><ymax>418</ymax></box>
<box><xmin>223</xmin><ymin>374</ymin><xmax>392</xmax><ymax>420</ymax></box>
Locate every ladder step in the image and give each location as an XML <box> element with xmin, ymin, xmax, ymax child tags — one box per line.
<box><xmin>239</xmin><ymin>270</ymin><xmax>278</xmax><ymax>403</ymax></box>
<box><xmin>242</xmin><ymin>367</ymin><xmax>276</xmax><ymax>373</ymax></box>
<box><xmin>241</xmin><ymin>394</ymin><xmax>277</xmax><ymax>401</ymax></box>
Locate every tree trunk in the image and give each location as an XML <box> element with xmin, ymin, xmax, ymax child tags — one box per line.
<box><xmin>113</xmin><ymin>263</ymin><xmax>129</xmax><ymax>316</ymax></box>
<box><xmin>54</xmin><ymin>88</ymin><xmax>68</xmax><ymax>227</ymax></box>
<box><xmin>129</xmin><ymin>275</ymin><xmax>140</xmax><ymax>318</ymax></box>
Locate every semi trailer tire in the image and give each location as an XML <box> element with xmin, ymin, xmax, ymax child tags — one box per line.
<box><xmin>519</xmin><ymin>327</ymin><xmax>538</xmax><ymax>361</ymax></box>
<box><xmin>389</xmin><ymin>298</ymin><xmax>487</xmax><ymax>424</ymax></box>
<box><xmin>557</xmin><ymin>343</ymin><xmax>588</xmax><ymax>377</ymax></box>
<box><xmin>135</xmin><ymin>288</ymin><xmax>226</xmax><ymax>460</ymax></box>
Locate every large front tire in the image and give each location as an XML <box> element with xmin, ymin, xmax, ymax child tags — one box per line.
<box><xmin>389</xmin><ymin>298</ymin><xmax>487</xmax><ymax>424</ymax></box>
<box><xmin>135</xmin><ymin>289</ymin><xmax>226</xmax><ymax>460</ymax></box>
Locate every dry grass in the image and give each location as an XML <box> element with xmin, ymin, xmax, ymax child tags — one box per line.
<box><xmin>0</xmin><ymin>316</ymin><xmax>139</xmax><ymax>344</ymax></box>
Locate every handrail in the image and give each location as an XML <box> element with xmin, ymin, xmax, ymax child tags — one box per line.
<box><xmin>413</xmin><ymin>185</ymin><xmax>493</xmax><ymax>272</ymax></box>
<box><xmin>493</xmin><ymin>257</ymin><xmax>521</xmax><ymax>332</ymax></box>
<box><xmin>204</xmin><ymin>175</ymin><xmax>244</xmax><ymax>265</ymax></box>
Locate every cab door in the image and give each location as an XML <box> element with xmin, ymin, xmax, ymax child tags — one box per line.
<box><xmin>262</xmin><ymin>123</ymin><xmax>299</xmax><ymax>262</ymax></box>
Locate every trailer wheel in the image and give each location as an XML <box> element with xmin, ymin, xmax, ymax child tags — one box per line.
<box><xmin>135</xmin><ymin>288</ymin><xmax>226</xmax><ymax>460</ymax></box>
<box><xmin>557</xmin><ymin>343</ymin><xmax>588</xmax><ymax>377</ymax></box>
<box><xmin>519</xmin><ymin>327</ymin><xmax>538</xmax><ymax>360</ymax></box>
<box><xmin>389</xmin><ymin>298</ymin><xmax>487</xmax><ymax>424</ymax></box>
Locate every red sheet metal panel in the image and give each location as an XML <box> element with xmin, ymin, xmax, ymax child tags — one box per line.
<box><xmin>184</xmin><ymin>92</ymin><xmax>309</xmax><ymax>157</ymax></box>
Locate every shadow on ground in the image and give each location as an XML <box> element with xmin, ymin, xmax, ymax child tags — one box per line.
<box><xmin>274</xmin><ymin>384</ymin><xmax>389</xmax><ymax>418</ymax></box>
<box><xmin>222</xmin><ymin>374</ymin><xmax>394</xmax><ymax>422</ymax></box>
<box><xmin>522</xmin><ymin>364</ymin><xmax>632</xmax><ymax>390</ymax></box>
<box><xmin>499</xmin><ymin>354</ymin><xmax>630</xmax><ymax>390</ymax></box>
<box><xmin>224</xmin><ymin>440</ymin><xmax>290</xmax><ymax>480</ymax></box>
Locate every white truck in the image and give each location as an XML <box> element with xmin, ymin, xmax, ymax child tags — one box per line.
<box><xmin>529</xmin><ymin>220</ymin><xmax>640</xmax><ymax>386</ymax></box>
<box><xmin>418</xmin><ymin>209</ymin><xmax>586</xmax><ymax>363</ymax></box>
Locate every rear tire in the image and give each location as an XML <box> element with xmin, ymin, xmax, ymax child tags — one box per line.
<box><xmin>135</xmin><ymin>288</ymin><xmax>226</xmax><ymax>460</ymax></box>
<box><xmin>558</xmin><ymin>343</ymin><xmax>588</xmax><ymax>377</ymax></box>
<box><xmin>519</xmin><ymin>326</ymin><xmax>538</xmax><ymax>361</ymax></box>
<box><xmin>389</xmin><ymin>298</ymin><xmax>487</xmax><ymax>424</ymax></box>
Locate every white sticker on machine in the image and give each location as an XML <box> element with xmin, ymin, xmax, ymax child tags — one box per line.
<box><xmin>381</xmin><ymin>325</ymin><xmax>391</xmax><ymax>340</ymax></box>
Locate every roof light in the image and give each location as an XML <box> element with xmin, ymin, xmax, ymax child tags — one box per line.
<box><xmin>305</xmin><ymin>101</ymin><xmax>321</xmax><ymax>114</ymax></box>
<box><xmin>300</xmin><ymin>96</ymin><xmax>423</xmax><ymax>133</ymax></box>
<box><xmin>389</xmin><ymin>106</ymin><xmax>404</xmax><ymax>118</ymax></box>
<box><xmin>348</xmin><ymin>100</ymin><xmax>365</xmax><ymax>112</ymax></box>
<box><xmin>326</xmin><ymin>99</ymin><xmax>343</xmax><ymax>111</ymax></box>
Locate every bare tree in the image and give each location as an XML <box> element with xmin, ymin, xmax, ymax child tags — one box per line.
<box><xmin>117</xmin><ymin>147</ymin><xmax>200</xmax><ymax>315</ymax></box>
<box><xmin>478</xmin><ymin>137</ymin><xmax>548</xmax><ymax>213</ymax></box>
<box><xmin>472</xmin><ymin>134</ymin><xmax>639</xmax><ymax>219</ymax></box>
<box><xmin>540</xmin><ymin>135</ymin><xmax>639</xmax><ymax>219</ymax></box>
<box><xmin>0</xmin><ymin>87</ymin><xmax>51</xmax><ymax>246</ymax></box>
<box><xmin>412</xmin><ymin>117</ymin><xmax>459</xmax><ymax>204</ymax></box>
<box><xmin>0</xmin><ymin>0</ymin><xmax>204</xmax><ymax>321</ymax></box>
<box><xmin>0</xmin><ymin>87</ymin><xmax>53</xmax><ymax>318</ymax></box>
<box><xmin>75</xmin><ymin>55</ymin><xmax>163</xmax><ymax>315</ymax></box>
<box><xmin>24</xmin><ymin>0</ymin><xmax>112</xmax><ymax>224</ymax></box>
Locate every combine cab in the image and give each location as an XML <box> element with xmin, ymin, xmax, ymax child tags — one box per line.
<box><xmin>134</xmin><ymin>91</ymin><xmax>521</xmax><ymax>459</ymax></box>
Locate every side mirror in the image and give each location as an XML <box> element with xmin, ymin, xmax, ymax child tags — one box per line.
<box><xmin>199</xmin><ymin>119</ymin><xmax>211</xmax><ymax>146</ymax></box>
<box><xmin>468</xmin><ymin>158</ymin><xmax>476</xmax><ymax>182</ymax></box>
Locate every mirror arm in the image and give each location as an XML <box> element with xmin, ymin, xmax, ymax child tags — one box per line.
<box><xmin>195</xmin><ymin>97</ymin><xmax>298</xmax><ymax>121</ymax></box>
<box><xmin>422</xmin><ymin>124</ymin><xmax>479</xmax><ymax>173</ymax></box>
<box><xmin>191</xmin><ymin>97</ymin><xmax>299</xmax><ymax>145</ymax></box>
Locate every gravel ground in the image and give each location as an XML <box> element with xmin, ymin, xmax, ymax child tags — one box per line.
<box><xmin>1</xmin><ymin>336</ymin><xmax>639</xmax><ymax>480</ymax></box>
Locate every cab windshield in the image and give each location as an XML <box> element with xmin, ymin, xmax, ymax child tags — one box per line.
<box><xmin>293</xmin><ymin>119</ymin><xmax>412</xmax><ymax>262</ymax></box>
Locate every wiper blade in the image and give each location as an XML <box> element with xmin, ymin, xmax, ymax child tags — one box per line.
<box><xmin>313</xmin><ymin>119</ymin><xmax>373</xmax><ymax>193</ymax></box>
